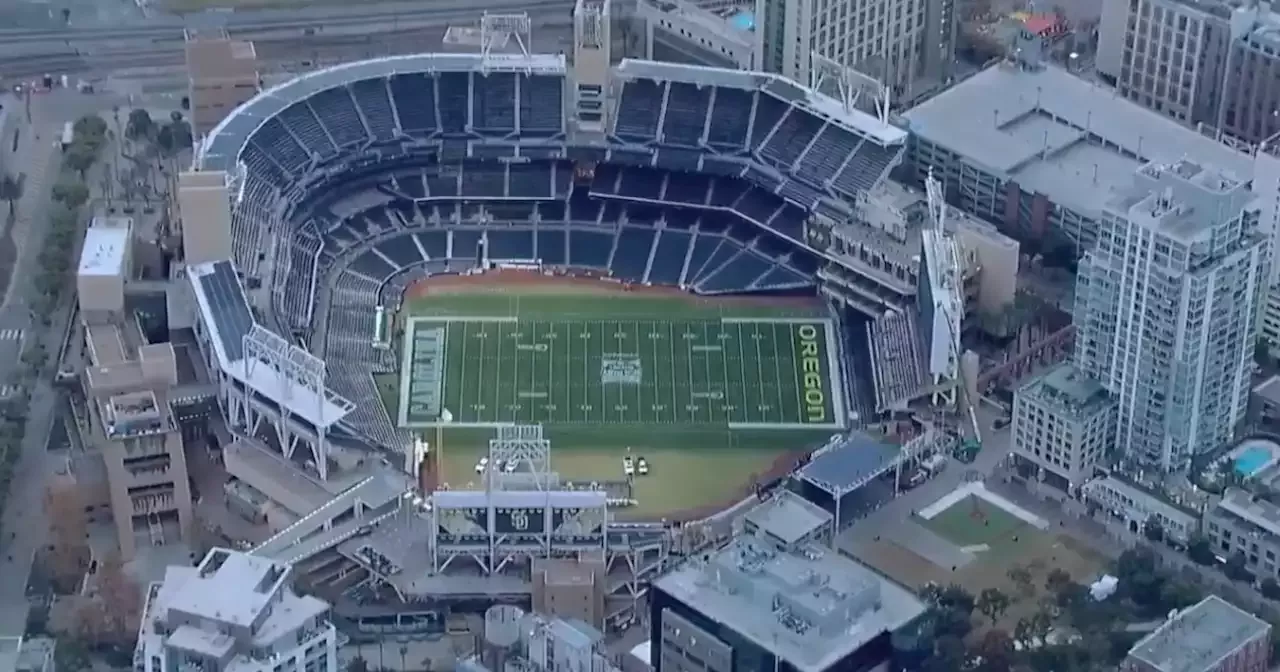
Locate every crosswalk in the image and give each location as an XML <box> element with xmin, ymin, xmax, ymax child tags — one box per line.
<box><xmin>0</xmin><ymin>329</ymin><xmax>22</xmax><ymax>341</ymax></box>
<box><xmin>0</xmin><ymin>385</ymin><xmax>19</xmax><ymax>399</ymax></box>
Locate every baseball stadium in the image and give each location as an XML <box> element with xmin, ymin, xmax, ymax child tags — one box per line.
<box><xmin>185</xmin><ymin>2</ymin><xmax>918</xmax><ymax>616</ymax></box>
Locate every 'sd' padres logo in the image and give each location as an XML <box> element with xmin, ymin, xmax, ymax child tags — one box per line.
<box><xmin>798</xmin><ymin>324</ymin><xmax>826</xmax><ymax>423</ymax></box>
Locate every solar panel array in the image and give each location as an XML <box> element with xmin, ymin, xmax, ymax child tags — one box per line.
<box><xmin>196</xmin><ymin>260</ymin><xmax>255</xmax><ymax>362</ymax></box>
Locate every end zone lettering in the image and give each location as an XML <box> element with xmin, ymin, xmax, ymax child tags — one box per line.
<box><xmin>798</xmin><ymin>324</ymin><xmax>826</xmax><ymax>423</ymax></box>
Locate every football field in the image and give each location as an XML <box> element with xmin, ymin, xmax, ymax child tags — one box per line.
<box><xmin>398</xmin><ymin>314</ymin><xmax>846</xmax><ymax>430</ymax></box>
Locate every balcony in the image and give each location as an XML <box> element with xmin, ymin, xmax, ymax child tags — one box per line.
<box><xmin>105</xmin><ymin>390</ymin><xmax>172</xmax><ymax>440</ymax></box>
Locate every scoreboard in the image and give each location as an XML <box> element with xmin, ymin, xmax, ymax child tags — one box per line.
<box><xmin>494</xmin><ymin>507</ymin><xmax>545</xmax><ymax>535</ymax></box>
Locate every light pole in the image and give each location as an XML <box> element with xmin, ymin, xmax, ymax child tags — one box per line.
<box><xmin>434</xmin><ymin>408</ymin><xmax>453</xmax><ymax>490</ymax></box>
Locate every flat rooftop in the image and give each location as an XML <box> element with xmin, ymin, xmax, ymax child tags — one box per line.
<box><xmin>655</xmin><ymin>535</ymin><xmax>925</xmax><ymax>672</ymax></box>
<box><xmin>1018</xmin><ymin>364</ymin><xmax>1114</xmax><ymax>419</ymax></box>
<box><xmin>903</xmin><ymin>62</ymin><xmax>1253</xmax><ymax>217</ymax></box>
<box><xmin>1214</xmin><ymin>487</ymin><xmax>1280</xmax><ymax>537</ymax></box>
<box><xmin>165</xmin><ymin>548</ymin><xmax>290</xmax><ymax>627</ymax></box>
<box><xmin>1254</xmin><ymin>375</ymin><xmax>1280</xmax><ymax>407</ymax></box>
<box><xmin>741</xmin><ymin>491</ymin><xmax>832</xmax><ymax>547</ymax></box>
<box><xmin>1126</xmin><ymin>595</ymin><xmax>1269</xmax><ymax>672</ymax></box>
<box><xmin>79</xmin><ymin>224</ymin><xmax>130</xmax><ymax>277</ymax></box>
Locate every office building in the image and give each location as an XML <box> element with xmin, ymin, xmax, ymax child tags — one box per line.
<box><xmin>903</xmin><ymin>33</ymin><xmax>1252</xmax><ymax>252</ymax></box>
<box><xmin>649</xmin><ymin>495</ymin><xmax>925</xmax><ymax>672</ymax></box>
<box><xmin>1098</xmin><ymin>0</ymin><xmax>1280</xmax><ymax>147</ymax></box>
<box><xmin>753</xmin><ymin>0</ymin><xmax>955</xmax><ymax>95</ymax></box>
<box><xmin>76</xmin><ymin>221</ymin><xmax>194</xmax><ymax>561</ymax></box>
<box><xmin>1204</xmin><ymin>487</ymin><xmax>1280</xmax><ymax>579</ymax></box>
<box><xmin>1073</xmin><ymin>159</ymin><xmax>1267</xmax><ymax>472</ymax></box>
<box><xmin>1123</xmin><ymin>595</ymin><xmax>1270</xmax><ymax>672</ymax></box>
<box><xmin>135</xmin><ymin>548</ymin><xmax>338</xmax><ymax>672</ymax></box>
<box><xmin>1080</xmin><ymin>475</ymin><xmax>1200</xmax><ymax>543</ymax></box>
<box><xmin>1011</xmin><ymin>363</ymin><xmax>1117</xmax><ymax>489</ymax></box>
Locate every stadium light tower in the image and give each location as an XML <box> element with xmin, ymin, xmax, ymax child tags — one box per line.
<box><xmin>571</xmin><ymin>0</ymin><xmax>612</xmax><ymax>140</ymax></box>
<box><xmin>434</xmin><ymin>407</ymin><xmax>453</xmax><ymax>490</ymax></box>
<box><xmin>810</xmin><ymin>52</ymin><xmax>891</xmax><ymax>125</ymax></box>
<box><xmin>481</xmin><ymin>12</ymin><xmax>532</xmax><ymax>65</ymax></box>
<box><xmin>486</xmin><ymin>424</ymin><xmax>555</xmax><ymax>491</ymax></box>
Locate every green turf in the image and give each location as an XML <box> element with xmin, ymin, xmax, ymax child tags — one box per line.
<box><xmin>387</xmin><ymin>291</ymin><xmax>846</xmax><ymax>451</ymax></box>
<box><xmin>920</xmin><ymin>496</ymin><xmax>1031</xmax><ymax>548</ymax></box>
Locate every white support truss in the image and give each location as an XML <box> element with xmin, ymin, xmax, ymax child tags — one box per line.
<box><xmin>481</xmin><ymin>12</ymin><xmax>532</xmax><ymax>66</ymax></box>
<box><xmin>241</xmin><ymin>324</ymin><xmax>332</xmax><ymax>480</ymax></box>
<box><xmin>810</xmin><ymin>52</ymin><xmax>891</xmax><ymax>125</ymax></box>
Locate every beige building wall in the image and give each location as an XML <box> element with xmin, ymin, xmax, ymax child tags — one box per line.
<box><xmin>83</xmin><ymin>325</ymin><xmax>193</xmax><ymax>561</ymax></box>
<box><xmin>956</xmin><ymin>220</ymin><xmax>1019</xmax><ymax>316</ymax></box>
<box><xmin>531</xmin><ymin>558</ymin><xmax>607</xmax><ymax>628</ymax></box>
<box><xmin>177</xmin><ymin>171</ymin><xmax>234</xmax><ymax>266</ymax></box>
<box><xmin>186</xmin><ymin>35</ymin><xmax>260</xmax><ymax>138</ymax></box>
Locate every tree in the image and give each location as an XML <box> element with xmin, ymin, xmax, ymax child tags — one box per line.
<box><xmin>346</xmin><ymin>658</ymin><xmax>370</xmax><ymax>672</ymax></box>
<box><xmin>1187</xmin><ymin>535</ymin><xmax>1216</xmax><ymax>566</ymax></box>
<box><xmin>1224</xmin><ymin>552</ymin><xmax>1253</xmax><ymax>583</ymax></box>
<box><xmin>923</xmin><ymin>634</ymin><xmax>967</xmax><ymax>672</ymax></box>
<box><xmin>51</xmin><ymin>180</ymin><xmax>89</xmax><ymax>210</ymax></box>
<box><xmin>1007</xmin><ymin>566</ymin><xmax>1034</xmax><ymax>597</ymax></box>
<box><xmin>922</xmin><ymin>583</ymin><xmax>976</xmax><ymax>614</ymax></box>
<box><xmin>45</xmin><ymin>481</ymin><xmax>90</xmax><ymax>594</ymax></box>
<box><xmin>1143</xmin><ymin>516</ymin><xmax>1165</xmax><ymax>542</ymax></box>
<box><xmin>62</xmin><ymin>144</ymin><xmax>97</xmax><ymax>178</ymax></box>
<box><xmin>977</xmin><ymin>588</ymin><xmax>1013</xmax><ymax>625</ymax></box>
<box><xmin>125</xmin><ymin>109</ymin><xmax>154</xmax><ymax>143</ymax></box>
<box><xmin>0</xmin><ymin>172</ymin><xmax>22</xmax><ymax>217</ymax></box>
<box><xmin>1045</xmin><ymin>568</ymin><xmax>1073</xmax><ymax>595</ymax></box>
<box><xmin>975</xmin><ymin>629</ymin><xmax>1015</xmax><ymax>672</ymax></box>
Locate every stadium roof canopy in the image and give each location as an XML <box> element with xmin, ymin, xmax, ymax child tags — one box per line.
<box><xmin>187</xmin><ymin>260</ymin><xmax>353</xmax><ymax>429</ymax></box>
<box><xmin>902</xmin><ymin>62</ymin><xmax>1252</xmax><ymax>216</ymax></box>
<box><xmin>799</xmin><ymin>432</ymin><xmax>901</xmax><ymax>496</ymax></box>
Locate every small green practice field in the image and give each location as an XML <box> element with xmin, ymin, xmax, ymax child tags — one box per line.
<box><xmin>919</xmin><ymin>495</ymin><xmax>1031</xmax><ymax>552</ymax></box>
<box><xmin>380</xmin><ymin>286</ymin><xmax>845</xmax><ymax>517</ymax></box>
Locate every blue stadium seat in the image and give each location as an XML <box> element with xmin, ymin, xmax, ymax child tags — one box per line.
<box><xmin>426</xmin><ymin>170</ymin><xmax>460</xmax><ymax>199</ymax></box>
<box><xmin>797</xmin><ymin>124</ymin><xmax>859</xmax><ymax>183</ymax></box>
<box><xmin>726</xmin><ymin>221</ymin><xmax>758</xmax><ymax>244</ymax></box>
<box><xmin>396</xmin><ymin>172</ymin><xmax>426</xmax><ymax>199</ymax></box>
<box><xmin>759</xmin><ymin>107</ymin><xmax>824</xmax><ymax>169</ymax></box>
<box><xmin>697</xmin><ymin>212</ymin><xmax>731</xmax><ymax>234</ymax></box>
<box><xmin>388</xmin><ymin>73</ymin><xmax>439</xmax><ymax>135</ymax></box>
<box><xmin>568</xmin><ymin>229</ymin><xmax>616</xmax><ymax>268</ymax></box>
<box><xmin>749</xmin><ymin>95</ymin><xmax>788</xmax><ymax>148</ymax></box>
<box><xmin>240</xmin><ymin>142</ymin><xmax>289</xmax><ymax>187</ymax></box>
<box><xmin>708</xmin><ymin>179</ymin><xmax>748</xmax><ymax>208</ymax></box>
<box><xmin>437</xmin><ymin>72</ymin><xmax>472</xmax><ymax>134</ymax></box>
<box><xmin>485</xmin><ymin>229</ymin><xmax>534</xmax><ymax>260</ymax></box>
<box><xmin>754</xmin><ymin>265</ymin><xmax>810</xmax><ymax>291</ymax></box>
<box><xmin>451</xmin><ymin>229</ymin><xmax>482</xmax><ymax>259</ymax></box>
<box><xmin>734</xmin><ymin>188</ymin><xmax>784</xmax><ymax>226</ymax></box>
<box><xmin>661</xmin><ymin>82</ymin><xmax>712</xmax><ymax>147</ymax></box>
<box><xmin>612</xmin><ymin>227</ymin><xmax>657</xmax><ymax>281</ymax></box>
<box><xmin>654</xmin><ymin>148</ymin><xmax>703</xmax><ymax>172</ymax></box>
<box><xmin>567</xmin><ymin>193</ymin><xmax>603</xmax><ymax>224</ymax></box>
<box><xmin>310</xmin><ymin>86</ymin><xmax>369</xmax><ymax>148</ymax></box>
<box><xmin>520</xmin><ymin>75</ymin><xmax>565</xmax><ymax>136</ymax></box>
<box><xmin>250</xmin><ymin>118</ymin><xmax>310</xmax><ymax>172</ymax></box>
<box><xmin>694</xmin><ymin>237</ymin><xmax>744</xmax><ymax>282</ymax></box>
<box><xmin>834</xmin><ymin>140</ymin><xmax>901</xmax><ymax>195</ymax></box>
<box><xmin>416</xmin><ymin>231</ymin><xmax>448</xmax><ymax>259</ymax></box>
<box><xmin>706</xmin><ymin>87</ymin><xmax>753</xmax><ymax>152</ymax></box>
<box><xmin>351</xmin><ymin>78</ymin><xmax>398</xmax><ymax>141</ymax></box>
<box><xmin>460</xmin><ymin>164</ymin><xmax>506</xmax><ymax>198</ymax></box>
<box><xmin>767</xmin><ymin>204</ymin><xmax>807</xmax><ymax>241</ymax></box>
<box><xmin>508</xmin><ymin>163</ymin><xmax>554</xmax><ymax>199</ymax></box>
<box><xmin>664</xmin><ymin>210</ymin><xmax>699</xmax><ymax>229</ymax></box>
<box><xmin>377</xmin><ymin>236</ymin><xmax>425</xmax><ymax>267</ymax></box>
<box><xmin>684</xmin><ymin>234</ymin><xmax>725</xmax><ymax>283</ymax></box>
<box><xmin>278</xmin><ymin>102</ymin><xmax>336</xmax><ymax>157</ymax></box>
<box><xmin>618</xmin><ymin>168</ymin><xmax>663</xmax><ymax>201</ymax></box>
<box><xmin>473</xmin><ymin>73</ymin><xmax>517</xmax><ymax>134</ymax></box>
<box><xmin>615</xmin><ymin>79</ymin><xmax>664</xmax><ymax>143</ymax></box>
<box><xmin>625</xmin><ymin>204</ymin><xmax>662</xmax><ymax>226</ymax></box>
<box><xmin>647</xmin><ymin>229</ymin><xmax>692</xmax><ymax>286</ymax></box>
<box><xmin>488</xmin><ymin>203</ymin><xmax>537</xmax><ymax>221</ymax></box>
<box><xmin>536</xmin><ymin>227</ymin><xmax>567</xmax><ymax>265</ymax></box>
<box><xmin>697</xmin><ymin>250</ymin><xmax>771</xmax><ymax>294</ymax></box>
<box><xmin>350</xmin><ymin>250</ymin><xmax>398</xmax><ymax>279</ymax></box>
<box><xmin>664</xmin><ymin>173</ymin><xmax>711</xmax><ymax>206</ymax></box>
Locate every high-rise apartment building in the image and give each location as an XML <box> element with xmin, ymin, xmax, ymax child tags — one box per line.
<box><xmin>753</xmin><ymin>0</ymin><xmax>956</xmax><ymax>96</ymax></box>
<box><xmin>1073</xmin><ymin>158</ymin><xmax>1267</xmax><ymax>472</ymax></box>
<box><xmin>1098</xmin><ymin>0</ymin><xmax>1280</xmax><ymax>146</ymax></box>
<box><xmin>135</xmin><ymin>548</ymin><xmax>338</xmax><ymax>672</ymax></box>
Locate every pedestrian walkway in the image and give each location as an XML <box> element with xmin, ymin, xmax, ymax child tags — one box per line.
<box><xmin>0</xmin><ymin>329</ymin><xmax>22</xmax><ymax>341</ymax></box>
